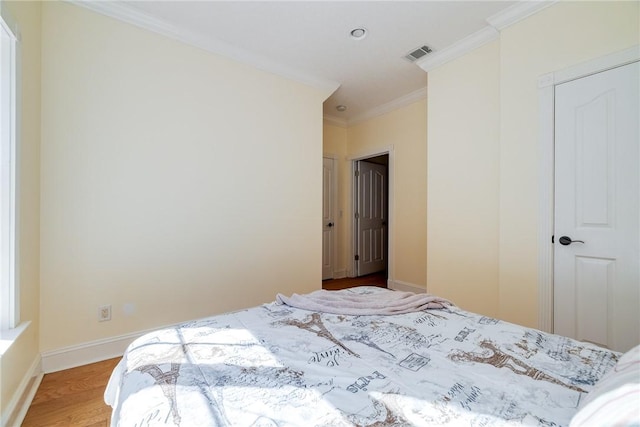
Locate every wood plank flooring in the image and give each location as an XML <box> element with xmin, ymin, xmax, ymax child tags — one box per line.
<box><xmin>21</xmin><ymin>358</ymin><xmax>120</xmax><ymax>427</ymax></box>
<box><xmin>322</xmin><ymin>272</ymin><xmax>387</xmax><ymax>290</ymax></box>
<box><xmin>21</xmin><ymin>273</ymin><xmax>386</xmax><ymax>426</ymax></box>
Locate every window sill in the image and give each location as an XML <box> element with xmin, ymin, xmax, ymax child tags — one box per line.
<box><xmin>0</xmin><ymin>321</ymin><xmax>31</xmax><ymax>356</ymax></box>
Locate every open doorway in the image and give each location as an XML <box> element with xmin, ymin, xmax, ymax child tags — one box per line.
<box><xmin>353</xmin><ymin>154</ymin><xmax>389</xmax><ymax>280</ymax></box>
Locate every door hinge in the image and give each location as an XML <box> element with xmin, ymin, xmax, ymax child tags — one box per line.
<box><xmin>355</xmin><ymin>170</ymin><xmax>360</xmax><ymax>177</ymax></box>
<box><xmin>355</xmin><ymin>212</ymin><xmax>359</xmax><ymax>219</ymax></box>
<box><xmin>551</xmin><ymin>235</ymin><xmax>554</xmax><ymax>244</ymax></box>
<box><xmin>355</xmin><ymin>254</ymin><xmax>360</xmax><ymax>261</ymax></box>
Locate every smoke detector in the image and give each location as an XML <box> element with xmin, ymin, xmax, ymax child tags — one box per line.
<box><xmin>404</xmin><ymin>45</ymin><xmax>433</xmax><ymax>62</ymax></box>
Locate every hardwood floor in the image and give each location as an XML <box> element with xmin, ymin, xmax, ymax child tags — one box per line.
<box><xmin>21</xmin><ymin>358</ymin><xmax>120</xmax><ymax>427</ymax></box>
<box><xmin>322</xmin><ymin>271</ymin><xmax>387</xmax><ymax>290</ymax></box>
<box><xmin>21</xmin><ymin>273</ymin><xmax>385</xmax><ymax>426</ymax></box>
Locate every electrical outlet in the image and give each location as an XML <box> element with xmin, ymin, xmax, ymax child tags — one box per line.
<box><xmin>98</xmin><ymin>305</ymin><xmax>111</xmax><ymax>322</ymax></box>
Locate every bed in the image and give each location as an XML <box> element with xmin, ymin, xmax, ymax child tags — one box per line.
<box><xmin>104</xmin><ymin>287</ymin><xmax>638</xmax><ymax>426</ymax></box>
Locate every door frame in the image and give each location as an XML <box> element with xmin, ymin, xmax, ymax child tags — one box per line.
<box><xmin>349</xmin><ymin>145</ymin><xmax>394</xmax><ymax>285</ymax></box>
<box><xmin>322</xmin><ymin>155</ymin><xmax>339</xmax><ymax>280</ymax></box>
<box><xmin>537</xmin><ymin>45</ymin><xmax>640</xmax><ymax>333</ymax></box>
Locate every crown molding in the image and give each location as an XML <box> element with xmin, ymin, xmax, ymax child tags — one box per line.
<box><xmin>324</xmin><ymin>86</ymin><xmax>427</xmax><ymax>128</ymax></box>
<box><xmin>487</xmin><ymin>0</ymin><xmax>557</xmax><ymax>31</ymax></box>
<box><xmin>66</xmin><ymin>0</ymin><xmax>340</xmax><ymax>95</ymax></box>
<box><xmin>323</xmin><ymin>115</ymin><xmax>348</xmax><ymax>128</ymax></box>
<box><xmin>417</xmin><ymin>0</ymin><xmax>557</xmax><ymax>73</ymax></box>
<box><xmin>416</xmin><ymin>26</ymin><xmax>498</xmax><ymax>73</ymax></box>
<box><xmin>348</xmin><ymin>87</ymin><xmax>427</xmax><ymax>126</ymax></box>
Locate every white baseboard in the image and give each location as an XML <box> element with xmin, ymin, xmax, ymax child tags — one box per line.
<box><xmin>41</xmin><ymin>320</ymin><xmax>194</xmax><ymax>373</ymax></box>
<box><xmin>388</xmin><ymin>279</ymin><xmax>426</xmax><ymax>293</ymax></box>
<box><xmin>2</xmin><ymin>354</ymin><xmax>43</xmax><ymax>427</ymax></box>
<box><xmin>41</xmin><ymin>326</ymin><xmax>162</xmax><ymax>373</ymax></box>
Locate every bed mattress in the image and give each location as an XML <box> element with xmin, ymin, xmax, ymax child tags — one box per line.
<box><xmin>105</xmin><ymin>287</ymin><xmax>618</xmax><ymax>426</ymax></box>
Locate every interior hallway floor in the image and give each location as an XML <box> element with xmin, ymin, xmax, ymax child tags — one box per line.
<box><xmin>322</xmin><ymin>272</ymin><xmax>387</xmax><ymax>291</ymax></box>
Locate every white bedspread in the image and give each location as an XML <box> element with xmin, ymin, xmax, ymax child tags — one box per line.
<box><xmin>106</xmin><ymin>287</ymin><xmax>619</xmax><ymax>426</ymax></box>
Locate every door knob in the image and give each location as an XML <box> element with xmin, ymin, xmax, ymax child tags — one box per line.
<box><xmin>327</xmin><ymin>222</ymin><xmax>334</xmax><ymax>227</ymax></box>
<box><xmin>559</xmin><ymin>236</ymin><xmax>585</xmax><ymax>246</ymax></box>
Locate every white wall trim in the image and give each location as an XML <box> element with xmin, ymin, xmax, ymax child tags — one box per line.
<box><xmin>537</xmin><ymin>45</ymin><xmax>640</xmax><ymax>333</ymax></box>
<box><xmin>348</xmin><ymin>87</ymin><xmax>427</xmax><ymax>126</ymax></box>
<box><xmin>41</xmin><ymin>324</ymin><xmax>173</xmax><ymax>373</ymax></box>
<box><xmin>542</xmin><ymin>45</ymin><xmax>640</xmax><ymax>88</ymax></box>
<box><xmin>417</xmin><ymin>1</ymin><xmax>555</xmax><ymax>73</ymax></box>
<box><xmin>323</xmin><ymin>115</ymin><xmax>348</xmax><ymax>128</ymax></box>
<box><xmin>0</xmin><ymin>320</ymin><xmax>29</xmax><ymax>355</ymax></box>
<box><xmin>349</xmin><ymin>146</ymin><xmax>395</xmax><ymax>162</ymax></box>
<box><xmin>322</xmin><ymin>155</ymin><xmax>339</xmax><ymax>281</ymax></box>
<box><xmin>388</xmin><ymin>279</ymin><xmax>425</xmax><ymax>294</ymax></box>
<box><xmin>324</xmin><ymin>87</ymin><xmax>426</xmax><ymax>128</ymax></box>
<box><xmin>537</xmin><ymin>79</ymin><xmax>555</xmax><ymax>334</ymax></box>
<box><xmin>0</xmin><ymin>9</ymin><xmax>20</xmax><ymax>331</ymax></box>
<box><xmin>486</xmin><ymin>1</ymin><xmax>556</xmax><ymax>31</ymax></box>
<box><xmin>417</xmin><ymin>26</ymin><xmax>498</xmax><ymax>73</ymax></box>
<box><xmin>1</xmin><ymin>354</ymin><xmax>42</xmax><ymax>427</ymax></box>
<box><xmin>66</xmin><ymin>0</ymin><xmax>340</xmax><ymax>95</ymax></box>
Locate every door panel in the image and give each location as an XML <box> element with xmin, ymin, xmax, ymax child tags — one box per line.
<box><xmin>357</xmin><ymin>161</ymin><xmax>387</xmax><ymax>276</ymax></box>
<box><xmin>554</xmin><ymin>62</ymin><xmax>639</xmax><ymax>352</ymax></box>
<box><xmin>576</xmin><ymin>91</ymin><xmax>614</xmax><ymax>227</ymax></box>
<box><xmin>322</xmin><ymin>158</ymin><xmax>335</xmax><ymax>280</ymax></box>
<box><xmin>574</xmin><ymin>256</ymin><xmax>614</xmax><ymax>347</ymax></box>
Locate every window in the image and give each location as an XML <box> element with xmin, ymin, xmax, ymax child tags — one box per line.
<box><xmin>0</xmin><ymin>12</ymin><xmax>18</xmax><ymax>330</ymax></box>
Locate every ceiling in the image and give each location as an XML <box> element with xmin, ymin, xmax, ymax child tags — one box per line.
<box><xmin>94</xmin><ymin>1</ymin><xmax>521</xmax><ymax>123</ymax></box>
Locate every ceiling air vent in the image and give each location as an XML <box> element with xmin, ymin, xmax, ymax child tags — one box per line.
<box><xmin>404</xmin><ymin>45</ymin><xmax>433</xmax><ymax>62</ymax></box>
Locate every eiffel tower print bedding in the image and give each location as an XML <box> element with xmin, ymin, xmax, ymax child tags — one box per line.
<box><xmin>104</xmin><ymin>287</ymin><xmax>622</xmax><ymax>426</ymax></box>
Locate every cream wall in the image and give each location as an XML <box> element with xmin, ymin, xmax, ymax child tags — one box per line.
<box><xmin>427</xmin><ymin>41</ymin><xmax>500</xmax><ymax>317</ymax></box>
<box><xmin>0</xmin><ymin>0</ymin><xmax>41</xmax><ymax>421</ymax></box>
<box><xmin>40</xmin><ymin>2</ymin><xmax>329</xmax><ymax>352</ymax></box>
<box><xmin>323</xmin><ymin>99</ymin><xmax>427</xmax><ymax>288</ymax></box>
<box><xmin>427</xmin><ymin>1</ymin><xmax>639</xmax><ymax>327</ymax></box>
<box><xmin>498</xmin><ymin>0</ymin><xmax>639</xmax><ymax>327</ymax></box>
<box><xmin>323</xmin><ymin>122</ymin><xmax>348</xmax><ymax>157</ymax></box>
